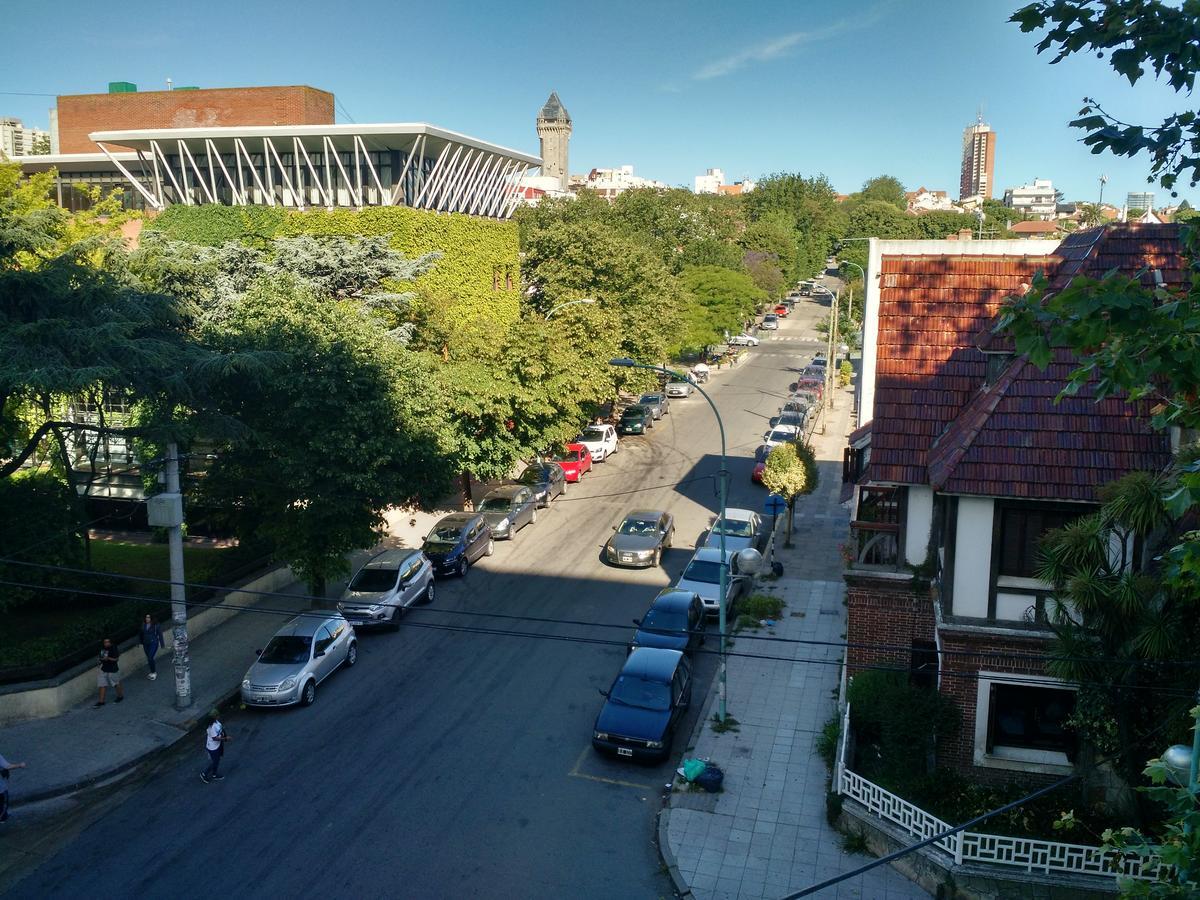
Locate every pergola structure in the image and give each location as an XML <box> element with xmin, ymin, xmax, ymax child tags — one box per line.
<box><xmin>87</xmin><ymin>124</ymin><xmax>541</xmax><ymax>219</ymax></box>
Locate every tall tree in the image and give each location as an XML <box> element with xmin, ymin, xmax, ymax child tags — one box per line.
<box><xmin>857</xmin><ymin>175</ymin><xmax>907</xmax><ymax>210</ymax></box>
<box><xmin>760</xmin><ymin>440</ymin><xmax>818</xmax><ymax>546</ymax></box>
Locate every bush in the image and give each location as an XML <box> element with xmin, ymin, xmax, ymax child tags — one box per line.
<box><xmin>839</xmin><ymin>360</ymin><xmax>853</xmax><ymax>386</ymax></box>
<box><xmin>739</xmin><ymin>593</ymin><xmax>785</xmax><ymax>620</ymax></box>
<box><xmin>848</xmin><ymin>670</ymin><xmax>959</xmax><ymax>793</ymax></box>
<box><xmin>817</xmin><ymin>714</ymin><xmax>841</xmax><ymax>769</ymax></box>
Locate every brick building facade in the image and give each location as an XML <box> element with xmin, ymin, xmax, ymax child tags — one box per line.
<box><xmin>56</xmin><ymin>85</ymin><xmax>334</xmax><ymax>153</ymax></box>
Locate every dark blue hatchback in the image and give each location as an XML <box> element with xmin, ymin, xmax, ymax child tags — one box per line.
<box><xmin>421</xmin><ymin>512</ymin><xmax>493</xmax><ymax>578</ymax></box>
<box><xmin>592</xmin><ymin>648</ymin><xmax>692</xmax><ymax>762</ymax></box>
<box><xmin>630</xmin><ymin>589</ymin><xmax>705</xmax><ymax>654</ymax></box>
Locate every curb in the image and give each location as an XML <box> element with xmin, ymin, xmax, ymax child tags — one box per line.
<box><xmin>13</xmin><ymin>684</ymin><xmax>242</xmax><ymax>808</ymax></box>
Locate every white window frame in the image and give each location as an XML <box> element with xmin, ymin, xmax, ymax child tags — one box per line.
<box><xmin>973</xmin><ymin>671</ymin><xmax>1076</xmax><ymax>775</ymax></box>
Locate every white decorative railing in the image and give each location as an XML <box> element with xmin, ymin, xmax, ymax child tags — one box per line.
<box><xmin>834</xmin><ymin>704</ymin><xmax>1157</xmax><ymax>881</ymax></box>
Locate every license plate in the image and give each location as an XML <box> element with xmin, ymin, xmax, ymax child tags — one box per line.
<box><xmin>617</xmin><ymin>747</ymin><xmax>633</xmax><ymax>757</ymax></box>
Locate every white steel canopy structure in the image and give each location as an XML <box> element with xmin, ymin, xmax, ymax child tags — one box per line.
<box><xmin>88</xmin><ymin>124</ymin><xmax>542</xmax><ymax>219</ymax></box>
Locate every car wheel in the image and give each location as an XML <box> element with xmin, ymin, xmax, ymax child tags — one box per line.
<box><xmin>345</xmin><ymin>641</ymin><xmax>358</xmax><ymax>667</ymax></box>
<box><xmin>390</xmin><ymin>605</ymin><xmax>403</xmax><ymax>630</ymax></box>
<box><xmin>652</xmin><ymin>549</ymin><xmax>661</xmax><ymax>567</ymax></box>
<box><xmin>458</xmin><ymin>556</ymin><xmax>469</xmax><ymax>578</ymax></box>
<box><xmin>530</xmin><ymin>507</ymin><xmax>538</xmax><ymax>525</ymax></box>
<box><xmin>561</xmin><ymin>480</ymin><xmax>568</xmax><ymax>495</ymax></box>
<box><xmin>485</xmin><ymin>539</ymin><xmax>495</xmax><ymax>557</ymax></box>
<box><xmin>300</xmin><ymin>680</ymin><xmax>316</xmax><ymax>707</ymax></box>
<box><xmin>424</xmin><ymin>582</ymin><xmax>436</xmax><ymax>605</ymax></box>
<box><xmin>666</xmin><ymin>529</ymin><xmax>674</xmax><ymax>549</ymax></box>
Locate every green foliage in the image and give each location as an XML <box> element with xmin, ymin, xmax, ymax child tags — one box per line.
<box><xmin>197</xmin><ymin>276</ymin><xmax>455</xmax><ymax>592</ymax></box>
<box><xmin>817</xmin><ymin>714</ymin><xmax>842</xmax><ymax>769</ymax></box>
<box><xmin>911</xmin><ymin>210</ymin><xmax>979</xmax><ymax>239</ymax></box>
<box><xmin>763</xmin><ymin>440</ymin><xmax>818</xmax><ymax>545</ymax></box>
<box><xmin>0</xmin><ymin>471</ymin><xmax>86</xmax><ymax>612</ymax></box>
<box><xmin>839</xmin><ymin>359</ymin><xmax>853</xmax><ymax>385</ymax></box>
<box><xmin>1012</xmin><ymin>0</ymin><xmax>1200</xmax><ymax>193</ymax></box>
<box><xmin>739</xmin><ymin>593</ymin><xmax>785</xmax><ymax>620</ymax></box>
<box><xmin>147</xmin><ymin>204</ymin><xmax>520</xmax><ymax>326</ymax></box>
<box><xmin>744</xmin><ymin>173</ymin><xmax>842</xmax><ymax>280</ymax></box>
<box><xmin>839</xmin><ymin>200</ymin><xmax>918</xmax><ymax>271</ymax></box>
<box><xmin>856</xmin><ymin>175</ymin><xmax>907</xmax><ymax>210</ymax></box>
<box><xmin>678</xmin><ymin>265</ymin><xmax>765</xmax><ymax>353</ymax></box>
<box><xmin>841</xmin><ymin>829</ymin><xmax>872</xmax><ymax>855</ymax></box>
<box><xmin>848</xmin><ymin>670</ymin><xmax>960</xmax><ymax>793</ymax></box>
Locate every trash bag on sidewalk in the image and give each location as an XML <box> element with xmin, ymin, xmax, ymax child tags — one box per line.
<box><xmin>695</xmin><ymin>763</ymin><xmax>724</xmax><ymax>793</ymax></box>
<box><xmin>680</xmin><ymin>758</ymin><xmax>707</xmax><ymax>782</ymax></box>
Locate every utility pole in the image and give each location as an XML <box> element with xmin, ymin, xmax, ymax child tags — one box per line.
<box><xmin>149</xmin><ymin>442</ymin><xmax>191</xmax><ymax>708</ymax></box>
<box><xmin>1098</xmin><ymin>174</ymin><xmax>1108</xmax><ymax>207</ymax></box>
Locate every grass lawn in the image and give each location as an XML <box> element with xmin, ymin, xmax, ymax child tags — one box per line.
<box><xmin>0</xmin><ymin>541</ymin><xmax>265</xmax><ymax>672</ymax></box>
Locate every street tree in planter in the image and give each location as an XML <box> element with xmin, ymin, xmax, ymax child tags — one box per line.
<box><xmin>760</xmin><ymin>440</ymin><xmax>819</xmax><ymax>547</ymax></box>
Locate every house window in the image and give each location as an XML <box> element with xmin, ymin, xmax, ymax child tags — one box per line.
<box><xmin>986</xmin><ymin>682</ymin><xmax>1076</xmax><ymax>759</ymax></box>
<box><xmin>996</xmin><ymin>504</ymin><xmax>1083</xmax><ymax>578</ymax></box>
<box><xmin>910</xmin><ymin>640</ymin><xmax>937</xmax><ymax>689</ymax></box>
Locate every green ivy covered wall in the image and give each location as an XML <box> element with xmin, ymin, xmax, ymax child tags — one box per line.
<box><xmin>146</xmin><ymin>205</ymin><xmax>521</xmax><ymax>323</ymax></box>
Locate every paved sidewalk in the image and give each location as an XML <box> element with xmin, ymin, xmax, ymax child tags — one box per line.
<box><xmin>661</xmin><ymin>388</ymin><xmax>928</xmax><ymax>900</ymax></box>
<box><xmin>4</xmin><ymin>504</ymin><xmax>459</xmax><ymax>810</ymax></box>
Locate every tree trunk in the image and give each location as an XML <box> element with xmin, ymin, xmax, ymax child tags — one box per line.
<box><xmin>309</xmin><ymin>575</ymin><xmax>327</xmax><ymax>608</ymax></box>
<box><xmin>784</xmin><ymin>497</ymin><xmax>796</xmax><ymax>547</ymax></box>
<box><xmin>460</xmin><ymin>470</ymin><xmax>474</xmax><ymax>511</ymax></box>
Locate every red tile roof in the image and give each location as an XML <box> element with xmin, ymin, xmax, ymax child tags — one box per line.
<box><xmin>869</xmin><ymin>224</ymin><xmax>1181</xmax><ymax>500</ymax></box>
<box><xmin>1009</xmin><ymin>220</ymin><xmax>1060</xmax><ymax>234</ymax></box>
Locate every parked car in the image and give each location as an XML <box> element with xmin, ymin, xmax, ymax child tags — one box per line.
<box><xmin>674</xmin><ymin>547</ymin><xmax>751</xmax><ymax>617</ymax></box>
<box><xmin>241</xmin><ymin>613</ymin><xmax>356</xmax><ymax>708</ymax></box>
<box><xmin>592</xmin><ymin>647</ymin><xmax>692</xmax><ymax>762</ymax></box>
<box><xmin>579</xmin><ymin>423</ymin><xmax>619</xmax><ymax>461</ymax></box>
<box><xmin>630</xmin><ymin>588</ymin><xmax>705</xmax><ymax>654</ymax></box>
<box><xmin>338</xmin><ymin>549</ymin><xmax>435</xmax><ymax>629</ymax></box>
<box><xmin>618</xmin><ymin>404</ymin><xmax>655</xmax><ymax>435</ymax></box>
<box><xmin>808</xmin><ymin>358</ymin><xmax>827</xmax><ymax>371</ymax></box>
<box><xmin>773</xmin><ymin>304</ymin><xmax>790</xmax><ymax>317</ymax></box>
<box><xmin>665</xmin><ymin>378</ymin><xmax>694</xmax><ymax>398</ymax></box>
<box><xmin>703</xmin><ymin>508</ymin><xmax>763</xmax><ymax>553</ymax></box>
<box><xmin>760</xmin><ymin>314</ymin><xmax>779</xmax><ymax>330</ymax></box>
<box><xmin>550</xmin><ymin>442</ymin><xmax>592</xmax><ymax>482</ymax></box>
<box><xmin>762</xmin><ymin>424</ymin><xmax>801</xmax><ymax>449</ymax></box>
<box><xmin>781</xmin><ymin>397</ymin><xmax>812</xmax><ymax>417</ymax></box>
<box><xmin>771</xmin><ymin>409</ymin><xmax>809</xmax><ymax>432</ymax></box>
<box><xmin>516</xmin><ymin>461</ymin><xmax>567</xmax><ymax>507</ymax></box>
<box><xmin>422</xmin><ymin>512</ymin><xmax>494</xmax><ymax>578</ymax></box>
<box><xmin>478</xmin><ymin>484</ymin><xmax>538</xmax><ymax>539</ymax></box>
<box><xmin>728</xmin><ymin>333</ymin><xmax>760</xmax><ymax>347</ymax></box>
<box><xmin>800</xmin><ymin>365</ymin><xmax>826</xmax><ymax>380</ymax></box>
<box><xmin>605</xmin><ymin>510</ymin><xmax>675</xmax><ymax>568</ymax></box>
<box><xmin>751</xmin><ymin>444</ymin><xmax>769</xmax><ymax>483</ymax></box>
<box><xmin>799</xmin><ymin>281</ymin><xmax>814</xmax><ymax>296</ymax></box>
<box><xmin>638</xmin><ymin>392</ymin><xmax>669</xmax><ymax>419</ymax></box>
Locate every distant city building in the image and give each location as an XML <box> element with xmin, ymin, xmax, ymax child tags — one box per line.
<box><xmin>1126</xmin><ymin>191</ymin><xmax>1154</xmax><ymax>212</ymax></box>
<box><xmin>570</xmin><ymin>165</ymin><xmax>667</xmax><ymax>200</ymax></box>
<box><xmin>695</xmin><ymin>167</ymin><xmax>725</xmax><ymax>194</ymax></box>
<box><xmin>959</xmin><ymin>116</ymin><xmax>996</xmax><ymax>201</ymax></box>
<box><xmin>719</xmin><ymin>179</ymin><xmax>755</xmax><ymax>195</ymax></box>
<box><xmin>0</xmin><ymin>117</ymin><xmax>50</xmax><ymax>158</ymax></box>
<box><xmin>905</xmin><ymin>187</ymin><xmax>959</xmax><ymax>214</ymax></box>
<box><xmin>536</xmin><ymin>91</ymin><xmax>572</xmax><ymax>193</ymax></box>
<box><xmin>1003</xmin><ymin>178</ymin><xmax>1059</xmax><ymax>220</ymax></box>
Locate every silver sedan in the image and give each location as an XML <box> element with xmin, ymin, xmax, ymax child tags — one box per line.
<box><xmin>241</xmin><ymin>612</ymin><xmax>356</xmax><ymax>708</ymax></box>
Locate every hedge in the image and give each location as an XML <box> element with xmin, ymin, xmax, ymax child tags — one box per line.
<box><xmin>147</xmin><ymin>205</ymin><xmax>520</xmax><ymax>324</ymax></box>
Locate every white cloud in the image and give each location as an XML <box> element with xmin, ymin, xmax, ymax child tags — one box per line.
<box><xmin>692</xmin><ymin>4</ymin><xmax>890</xmax><ymax>81</ymax></box>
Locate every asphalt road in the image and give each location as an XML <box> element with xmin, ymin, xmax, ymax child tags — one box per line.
<box><xmin>4</xmin><ymin>299</ymin><xmax>832</xmax><ymax>900</ymax></box>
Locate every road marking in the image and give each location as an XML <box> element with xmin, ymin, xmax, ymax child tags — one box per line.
<box><xmin>567</xmin><ymin>746</ymin><xmax>655</xmax><ymax>789</ymax></box>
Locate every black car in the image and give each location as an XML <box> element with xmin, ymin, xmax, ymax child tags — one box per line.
<box><xmin>630</xmin><ymin>589</ymin><xmax>705</xmax><ymax>655</ymax></box>
<box><xmin>592</xmin><ymin>648</ymin><xmax>692</xmax><ymax>762</ymax></box>
<box><xmin>516</xmin><ymin>461</ymin><xmax>567</xmax><ymax>508</ymax></box>
<box><xmin>618</xmin><ymin>405</ymin><xmax>654</xmax><ymax>435</ymax></box>
<box><xmin>421</xmin><ymin>512</ymin><xmax>494</xmax><ymax>578</ymax></box>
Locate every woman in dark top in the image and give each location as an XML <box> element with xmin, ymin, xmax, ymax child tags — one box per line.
<box><xmin>140</xmin><ymin>614</ymin><xmax>165</xmax><ymax>681</ymax></box>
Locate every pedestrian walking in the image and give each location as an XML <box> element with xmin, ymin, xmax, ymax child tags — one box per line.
<box><xmin>94</xmin><ymin>637</ymin><xmax>124</xmax><ymax>707</ymax></box>
<box><xmin>200</xmin><ymin>710</ymin><xmax>231</xmax><ymax>783</ymax></box>
<box><xmin>140</xmin><ymin>614</ymin><xmax>165</xmax><ymax>681</ymax></box>
<box><xmin>0</xmin><ymin>752</ymin><xmax>28</xmax><ymax>823</ymax></box>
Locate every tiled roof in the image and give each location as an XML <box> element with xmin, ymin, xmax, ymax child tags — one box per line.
<box><xmin>926</xmin><ymin>352</ymin><xmax>1172</xmax><ymax>500</ymax></box>
<box><xmin>1009</xmin><ymin>220</ymin><xmax>1060</xmax><ymax>234</ymax></box>
<box><xmin>869</xmin><ymin>224</ymin><xmax>1182</xmax><ymax>499</ymax></box>
<box><xmin>870</xmin><ymin>254</ymin><xmax>1054</xmax><ymax>485</ymax></box>
<box><xmin>538</xmin><ymin>91</ymin><xmax>570</xmax><ymax>122</ymax></box>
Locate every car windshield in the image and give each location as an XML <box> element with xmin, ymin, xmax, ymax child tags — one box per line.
<box><xmin>619</xmin><ymin>517</ymin><xmax>659</xmax><ymax>536</ymax></box>
<box><xmin>348</xmin><ymin>568</ymin><xmax>399</xmax><ymax>592</ymax></box>
<box><xmin>711</xmin><ymin>517</ymin><xmax>754</xmax><ymax>537</ymax></box>
<box><xmin>427</xmin><ymin>524</ymin><xmax>464</xmax><ymax>544</ymax></box>
<box><xmin>609</xmin><ymin>674</ymin><xmax>671</xmax><ymax>711</ymax></box>
<box><xmin>641</xmin><ymin>608</ymin><xmax>686</xmax><ymax>634</ymax></box>
<box><xmin>480</xmin><ymin>496</ymin><xmax>513</xmax><ymax>512</ymax></box>
<box><xmin>518</xmin><ymin>468</ymin><xmax>548</xmax><ymax>485</ymax></box>
<box><xmin>682</xmin><ymin>559</ymin><xmax>724</xmax><ymax>584</ymax></box>
<box><xmin>622</xmin><ymin>407</ymin><xmax>648</xmax><ymax>418</ymax></box>
<box><xmin>258</xmin><ymin>635</ymin><xmax>312</xmax><ymax>665</ymax></box>
<box><xmin>639</xmin><ymin>395</ymin><xmax>659</xmax><ymax>404</ymax></box>
<box><xmin>583</xmin><ymin>427</ymin><xmax>605</xmax><ymax>440</ymax></box>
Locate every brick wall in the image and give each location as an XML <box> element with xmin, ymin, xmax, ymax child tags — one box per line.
<box><xmin>844</xmin><ymin>572</ymin><xmax>936</xmax><ymax>677</ymax></box>
<box><xmin>57</xmin><ymin>86</ymin><xmax>335</xmax><ymax>153</ymax></box>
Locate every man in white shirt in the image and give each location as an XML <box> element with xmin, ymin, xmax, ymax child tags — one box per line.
<box><xmin>200</xmin><ymin>710</ymin><xmax>231</xmax><ymax>784</ymax></box>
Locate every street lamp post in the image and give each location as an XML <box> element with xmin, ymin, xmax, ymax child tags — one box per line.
<box><xmin>545</xmin><ymin>297</ymin><xmax>596</xmax><ymax>320</ymax></box>
<box><xmin>610</xmin><ymin>356</ymin><xmax>733</xmax><ymax>723</ymax></box>
<box><xmin>839</xmin><ymin>257</ymin><xmax>868</xmax><ymax>428</ymax></box>
<box><xmin>1161</xmin><ymin>700</ymin><xmax>1200</xmax><ymax>881</ymax></box>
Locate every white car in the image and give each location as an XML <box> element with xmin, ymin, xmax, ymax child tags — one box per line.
<box><xmin>762</xmin><ymin>424</ymin><xmax>801</xmax><ymax>448</ymax></box>
<box><xmin>674</xmin><ymin>547</ymin><xmax>751</xmax><ymax>617</ymax></box>
<box><xmin>578</xmin><ymin>423</ymin><xmax>619</xmax><ymax>462</ymax></box>
<box><xmin>702</xmin><ymin>508</ymin><xmax>763</xmax><ymax>553</ymax></box>
<box><xmin>728</xmin><ymin>333</ymin><xmax>760</xmax><ymax>347</ymax></box>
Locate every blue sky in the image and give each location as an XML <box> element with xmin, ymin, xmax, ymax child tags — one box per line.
<box><xmin>3</xmin><ymin>0</ymin><xmax>1191</xmax><ymax>205</ymax></box>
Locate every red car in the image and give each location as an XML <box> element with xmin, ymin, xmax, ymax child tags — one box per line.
<box><xmin>774</xmin><ymin>304</ymin><xmax>789</xmax><ymax>317</ymax></box>
<box><xmin>752</xmin><ymin>445</ymin><xmax>769</xmax><ymax>483</ymax></box>
<box><xmin>551</xmin><ymin>442</ymin><xmax>593</xmax><ymax>482</ymax></box>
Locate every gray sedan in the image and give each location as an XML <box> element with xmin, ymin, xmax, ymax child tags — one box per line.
<box><xmin>638</xmin><ymin>392</ymin><xmax>669</xmax><ymax>420</ymax></box>
<box><xmin>479</xmin><ymin>484</ymin><xmax>539</xmax><ymax>539</ymax></box>
<box><xmin>241</xmin><ymin>612</ymin><xmax>356</xmax><ymax>708</ymax></box>
<box><xmin>605</xmin><ymin>510</ymin><xmax>675</xmax><ymax>568</ymax></box>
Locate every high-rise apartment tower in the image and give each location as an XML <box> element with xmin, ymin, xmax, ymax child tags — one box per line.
<box><xmin>959</xmin><ymin>117</ymin><xmax>996</xmax><ymax>201</ymax></box>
